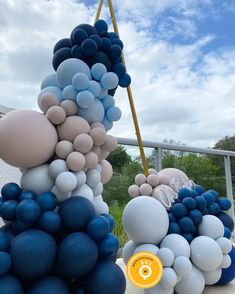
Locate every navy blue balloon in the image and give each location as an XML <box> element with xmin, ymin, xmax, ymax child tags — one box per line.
<box><xmin>202</xmin><ymin>192</ymin><xmax>214</xmax><ymax>206</ymax></box>
<box><xmin>52</xmin><ymin>47</ymin><xmax>72</xmax><ymax>71</ymax></box>
<box><xmin>192</xmin><ymin>185</ymin><xmax>205</xmax><ymax>195</ymax></box>
<box><xmin>73</xmin><ymin>24</ymin><xmax>97</xmax><ymax>37</ymax></box>
<box><xmin>168</xmin><ymin>212</ymin><xmax>176</xmax><ymax>223</ymax></box>
<box><xmin>190</xmin><ymin>190</ymin><xmax>198</xmax><ymax>198</ymax></box>
<box><xmin>201</xmin><ymin>208</ymin><xmax>209</xmax><ymax>215</ymax></box>
<box><xmin>87</xmin><ymin>216</ymin><xmax>110</xmax><ymax>240</ymax></box>
<box><xmin>58</xmin><ymin>197</ymin><xmax>95</xmax><ymax>233</ymax></box>
<box><xmin>37</xmin><ymin>192</ymin><xmax>57</xmax><ymax>212</ymax></box>
<box><xmin>90</xmin><ymin>34</ymin><xmax>102</xmax><ymax>49</ymax></box>
<box><xmin>81</xmin><ymin>39</ymin><xmax>98</xmax><ymax>56</ymax></box>
<box><xmin>217</xmin><ymin>212</ymin><xmax>234</xmax><ymax>232</ymax></box>
<box><xmin>182</xmin><ymin>197</ymin><xmax>196</xmax><ymax>210</ymax></box>
<box><xmin>112</xmin><ymin>38</ymin><xmax>124</xmax><ymax>49</ymax></box>
<box><xmin>109</xmin><ymin>32</ymin><xmax>119</xmax><ymax>40</ymax></box>
<box><xmin>0</xmin><ymin>224</ymin><xmax>14</xmax><ymax>241</ymax></box>
<box><xmin>13</xmin><ymin>220</ymin><xmax>33</xmax><ymax>234</ymax></box>
<box><xmin>119</xmin><ymin>73</ymin><xmax>131</xmax><ymax>87</ymax></box>
<box><xmin>0</xmin><ymin>251</ymin><xmax>11</xmax><ymax>277</ymax></box>
<box><xmin>0</xmin><ymin>197</ymin><xmax>3</xmax><ymax>209</ymax></box>
<box><xmin>218</xmin><ymin>198</ymin><xmax>232</xmax><ymax>211</ymax></box>
<box><xmin>71</xmin><ymin>45</ymin><xmax>84</xmax><ymax>59</ymax></box>
<box><xmin>182</xmin><ymin>233</ymin><xmax>194</xmax><ymax>243</ymax></box>
<box><xmin>99</xmin><ymin>31</ymin><xmax>110</xmax><ymax>38</ymax></box>
<box><xmin>28</xmin><ymin>276</ymin><xmax>70</xmax><ymax>294</ymax></box>
<box><xmin>104</xmin><ymin>252</ymin><xmax>118</xmax><ymax>262</ymax></box>
<box><xmin>38</xmin><ymin>211</ymin><xmax>61</xmax><ymax>233</ymax></box>
<box><xmin>208</xmin><ymin>189</ymin><xmax>219</xmax><ymax>201</ymax></box>
<box><xmin>168</xmin><ymin>222</ymin><xmax>181</xmax><ymax>235</ymax></box>
<box><xmin>71</xmin><ymin>29</ymin><xmax>88</xmax><ymax>45</ymax></box>
<box><xmin>101</xmin><ymin>213</ymin><xmax>115</xmax><ymax>232</ymax></box>
<box><xmin>224</xmin><ymin>227</ymin><xmax>232</xmax><ymax>239</ymax></box>
<box><xmin>195</xmin><ymin>196</ymin><xmax>207</xmax><ymax>211</ymax></box>
<box><xmin>111</xmin><ymin>63</ymin><xmax>126</xmax><ymax>78</ymax></box>
<box><xmin>98</xmin><ymin>233</ymin><xmax>119</xmax><ymax>257</ymax></box>
<box><xmin>0</xmin><ymin>275</ymin><xmax>24</xmax><ymax>294</ymax></box>
<box><xmin>94</xmin><ymin>19</ymin><xmax>108</xmax><ymax>34</ymax></box>
<box><xmin>179</xmin><ymin>216</ymin><xmax>195</xmax><ymax>233</ymax></box>
<box><xmin>10</xmin><ymin>229</ymin><xmax>57</xmax><ymax>279</ymax></box>
<box><xmin>188</xmin><ymin>209</ymin><xmax>203</xmax><ymax>225</ymax></box>
<box><xmin>53</xmin><ymin>38</ymin><xmax>71</xmax><ymax>54</ymax></box>
<box><xmin>0</xmin><ymin>232</ymin><xmax>10</xmax><ymax>251</ymax></box>
<box><xmin>101</xmin><ymin>37</ymin><xmax>112</xmax><ymax>51</ymax></box>
<box><xmin>1</xmin><ymin>183</ymin><xmax>21</xmax><ymax>201</ymax></box>
<box><xmin>108</xmin><ymin>45</ymin><xmax>122</xmax><ymax>60</ymax></box>
<box><xmin>85</xmin><ymin>260</ymin><xmax>126</xmax><ymax>294</ymax></box>
<box><xmin>86</xmin><ymin>51</ymin><xmax>112</xmax><ymax>71</ymax></box>
<box><xmin>208</xmin><ymin>202</ymin><xmax>221</xmax><ymax>215</ymax></box>
<box><xmin>0</xmin><ymin>200</ymin><xmax>18</xmax><ymax>221</ymax></box>
<box><xmin>58</xmin><ymin>232</ymin><xmax>98</xmax><ymax>279</ymax></box>
<box><xmin>171</xmin><ymin>203</ymin><xmax>187</xmax><ymax>219</ymax></box>
<box><xmin>178</xmin><ymin>188</ymin><xmax>192</xmax><ymax>201</ymax></box>
<box><xmin>217</xmin><ymin>245</ymin><xmax>235</xmax><ymax>285</ymax></box>
<box><xmin>18</xmin><ymin>191</ymin><xmax>37</xmax><ymax>202</ymax></box>
<box><xmin>16</xmin><ymin>199</ymin><xmax>41</xmax><ymax>224</ymax></box>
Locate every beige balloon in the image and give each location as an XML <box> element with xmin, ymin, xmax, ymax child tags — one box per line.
<box><xmin>140</xmin><ymin>183</ymin><xmax>153</xmax><ymax>196</ymax></box>
<box><xmin>89</xmin><ymin>127</ymin><xmax>107</xmax><ymax>146</ymax></box>
<box><xmin>91</xmin><ymin>122</ymin><xmax>105</xmax><ymax>129</ymax></box>
<box><xmin>91</xmin><ymin>146</ymin><xmax>102</xmax><ymax>157</ymax></box>
<box><xmin>57</xmin><ymin>116</ymin><xmax>90</xmax><ymax>142</ymax></box>
<box><xmin>0</xmin><ymin>110</ymin><xmax>58</xmax><ymax>168</ymax></box>
<box><xmin>102</xmin><ymin>135</ymin><xmax>117</xmax><ymax>152</ymax></box>
<box><xmin>147</xmin><ymin>174</ymin><xmax>160</xmax><ymax>187</ymax></box>
<box><xmin>135</xmin><ymin>174</ymin><xmax>146</xmax><ymax>186</ymax></box>
<box><xmin>98</xmin><ymin>150</ymin><xmax>110</xmax><ymax>162</ymax></box>
<box><xmin>60</xmin><ymin>100</ymin><xmax>78</xmax><ymax>116</ymax></box>
<box><xmin>85</xmin><ymin>151</ymin><xmax>98</xmax><ymax>169</ymax></box>
<box><xmin>100</xmin><ymin>160</ymin><xmax>113</xmax><ymax>184</ymax></box>
<box><xmin>128</xmin><ymin>184</ymin><xmax>140</xmax><ymax>198</ymax></box>
<box><xmin>46</xmin><ymin>106</ymin><xmax>66</xmax><ymax>125</ymax></box>
<box><xmin>66</xmin><ymin>151</ymin><xmax>86</xmax><ymax>172</ymax></box>
<box><xmin>40</xmin><ymin>93</ymin><xmax>60</xmax><ymax>113</ymax></box>
<box><xmin>73</xmin><ymin>134</ymin><xmax>93</xmax><ymax>153</ymax></box>
<box><xmin>55</xmin><ymin>140</ymin><xmax>74</xmax><ymax>159</ymax></box>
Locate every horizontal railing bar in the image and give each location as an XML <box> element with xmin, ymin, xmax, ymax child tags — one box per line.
<box><xmin>116</xmin><ymin>137</ymin><xmax>235</xmax><ymax>157</ymax></box>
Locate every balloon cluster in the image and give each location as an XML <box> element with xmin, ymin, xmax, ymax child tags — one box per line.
<box><xmin>0</xmin><ymin>19</ymin><xmax>127</xmax><ymax>294</ymax></box>
<box><xmin>123</xmin><ymin>168</ymin><xmax>235</xmax><ymax>294</ymax></box>
<box><xmin>0</xmin><ymin>191</ymin><xmax>126</xmax><ymax>293</ymax></box>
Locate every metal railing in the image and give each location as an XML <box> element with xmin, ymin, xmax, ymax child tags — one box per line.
<box><xmin>117</xmin><ymin>137</ymin><xmax>235</xmax><ymax>222</ymax></box>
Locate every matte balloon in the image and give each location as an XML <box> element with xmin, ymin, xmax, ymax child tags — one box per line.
<box><xmin>217</xmin><ymin>246</ymin><xmax>235</xmax><ymax>285</ymax></box>
<box><xmin>123</xmin><ymin>197</ymin><xmax>169</xmax><ymax>245</ymax></box>
<box><xmin>0</xmin><ymin>200</ymin><xmax>17</xmax><ymax>221</ymax></box>
<box><xmin>21</xmin><ymin>164</ymin><xmax>54</xmax><ymax>195</ymax></box>
<box><xmin>72</xmin><ymin>73</ymin><xmax>89</xmax><ymax>91</ymax></box>
<box><xmin>157</xmin><ymin>247</ymin><xmax>174</xmax><ymax>267</ymax></box>
<box><xmin>60</xmin><ymin>100</ymin><xmax>78</xmax><ymax>116</ymax></box>
<box><xmin>62</xmin><ymin>85</ymin><xmax>78</xmax><ymax>101</ymax></box>
<box><xmin>76</xmin><ymin>90</ymin><xmax>95</xmax><ymax>109</ymax></box>
<box><xmin>139</xmin><ymin>183</ymin><xmax>152</xmax><ymax>196</ymax></box>
<box><xmin>122</xmin><ymin>240</ymin><xmax>137</xmax><ymax>265</ymax></box>
<box><xmin>101</xmin><ymin>117</ymin><xmax>113</xmax><ymax>131</ymax></box>
<box><xmin>0</xmin><ymin>251</ymin><xmax>12</xmax><ymax>277</ymax></box>
<box><xmin>85</xmin><ymin>151</ymin><xmax>99</xmax><ymax>169</ymax></box>
<box><xmin>39</xmin><ymin>93</ymin><xmax>60</xmax><ymax>113</ymax></box>
<box><xmin>74</xmin><ymin>133</ymin><xmax>93</xmax><ymax>153</ymax></box>
<box><xmin>81</xmin><ymin>39</ymin><xmax>97</xmax><ymax>56</ymax></box>
<box><xmin>106</xmin><ymin>106</ymin><xmax>122</xmax><ymax>121</ymax></box>
<box><xmin>52</xmin><ymin>47</ymin><xmax>72</xmax><ymax>70</ymax></box>
<box><xmin>92</xmin><ymin>182</ymin><xmax>103</xmax><ymax>196</ymax></box>
<box><xmin>16</xmin><ymin>199</ymin><xmax>41</xmax><ymax>224</ymax></box>
<box><xmin>0</xmin><ymin>232</ymin><xmax>10</xmax><ymax>251</ymax></box>
<box><xmin>134</xmin><ymin>244</ymin><xmax>159</xmax><ymax>255</ymax></box>
<box><xmin>119</xmin><ymin>73</ymin><xmax>131</xmax><ymax>87</ymax></box>
<box><xmin>102</xmin><ymin>95</ymin><xmax>115</xmax><ymax>109</ymax></box>
<box><xmin>89</xmin><ymin>127</ymin><xmax>107</xmax><ymax>146</ymax></box>
<box><xmin>161</xmin><ymin>268</ymin><xmax>178</xmax><ymax>289</ymax></box>
<box><xmin>0</xmin><ymin>275</ymin><xmax>24</xmax><ymax>294</ymax></box>
<box><xmin>0</xmin><ymin>110</ymin><xmax>58</xmax><ymax>168</ymax></box>
<box><xmin>37</xmin><ymin>192</ymin><xmax>57</xmax><ymax>212</ymax></box>
<box><xmin>100</xmin><ymin>160</ymin><xmax>113</xmax><ymax>184</ymax></box>
<box><xmin>56</xmin><ymin>171</ymin><xmax>77</xmax><ymax>193</ymax></box>
<box><xmin>86</xmin><ymin>169</ymin><xmax>101</xmax><ymax>188</ymax></box>
<box><xmin>46</xmin><ymin>106</ymin><xmax>66</xmax><ymax>125</ymax></box>
<box><xmin>144</xmin><ymin>283</ymin><xmax>173</xmax><ymax>294</ymax></box>
<box><xmin>71</xmin><ymin>28</ymin><xmax>88</xmax><ymax>45</ymax></box>
<box><xmin>217</xmin><ymin>212</ymin><xmax>235</xmax><ymax>232</ymax></box>
<box><xmin>78</xmin><ymin>98</ymin><xmax>105</xmax><ymax>123</ymax></box>
<box><xmin>88</xmin><ymin>80</ymin><xmax>102</xmax><ymax>97</ymax></box>
<box><xmin>221</xmin><ymin>254</ymin><xmax>231</xmax><ymax>268</ymax></box>
<box><xmin>75</xmin><ymin>171</ymin><xmax>87</xmax><ymax>187</ymax></box>
<box><xmin>94</xmin><ymin>19</ymin><xmax>108</xmax><ymax>33</ymax></box>
<box><xmin>55</xmin><ymin>140</ymin><xmax>74</xmax><ymax>159</ymax></box>
<box><xmin>173</xmin><ymin>256</ymin><xmax>192</xmax><ymax>277</ymax></box>
<box><xmin>1</xmin><ymin>183</ymin><xmax>21</xmax><ymax>201</ymax></box>
<box><xmin>66</xmin><ymin>151</ymin><xmax>86</xmax><ymax>172</ymax></box>
<box><xmin>87</xmin><ymin>215</ymin><xmax>110</xmax><ymax>240</ymax></box>
<box><xmin>38</xmin><ymin>86</ymin><xmax>63</xmax><ymax>105</ymax></box>
<box><xmin>49</xmin><ymin>159</ymin><xmax>68</xmax><ymax>179</ymax></box>
<box><xmin>147</xmin><ymin>174</ymin><xmax>159</xmax><ymax>187</ymax></box>
<box><xmin>128</xmin><ymin>185</ymin><xmax>140</xmax><ymax>198</ymax></box>
<box><xmin>91</xmin><ymin>63</ymin><xmax>107</xmax><ymax>81</ymax></box>
<box><xmin>71</xmin><ymin>184</ymin><xmax>94</xmax><ymax>202</ymax></box>
<box><xmin>41</xmin><ymin>73</ymin><xmax>61</xmax><ymax>90</ymax></box>
<box><xmin>51</xmin><ymin>186</ymin><xmax>71</xmax><ymax>203</ymax></box>
<box><xmin>160</xmin><ymin>234</ymin><xmax>190</xmax><ymax>258</ymax></box>
<box><xmin>135</xmin><ymin>174</ymin><xmax>146</xmax><ymax>186</ymax></box>
<box><xmin>101</xmin><ymin>72</ymin><xmax>119</xmax><ymax>90</ymax></box>
<box><xmin>94</xmin><ymin>200</ymin><xmax>109</xmax><ymax>215</ymax></box>
<box><xmin>38</xmin><ymin>211</ymin><xmax>61</xmax><ymax>233</ymax></box>
<box><xmin>203</xmin><ymin>268</ymin><xmax>222</xmax><ymax>285</ymax></box>
<box><xmin>28</xmin><ymin>276</ymin><xmax>70</xmax><ymax>294</ymax></box>
<box><xmin>216</xmin><ymin>237</ymin><xmax>232</xmax><ymax>254</ymax></box>
<box><xmin>198</xmin><ymin>215</ymin><xmax>224</xmax><ymax>239</ymax></box>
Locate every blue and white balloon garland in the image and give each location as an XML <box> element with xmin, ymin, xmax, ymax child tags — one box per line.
<box><xmin>123</xmin><ymin>167</ymin><xmax>235</xmax><ymax>294</ymax></box>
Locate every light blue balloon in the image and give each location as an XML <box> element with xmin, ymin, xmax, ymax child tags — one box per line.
<box><xmin>41</xmin><ymin>74</ymin><xmax>61</xmax><ymax>90</ymax></box>
<box><xmin>76</xmin><ymin>90</ymin><xmax>94</xmax><ymax>109</ymax></box>
<box><xmin>38</xmin><ymin>86</ymin><xmax>63</xmax><ymax>110</ymax></box>
<box><xmin>106</xmin><ymin>106</ymin><xmax>122</xmax><ymax>121</ymax></box>
<box><xmin>78</xmin><ymin>98</ymin><xmax>104</xmax><ymax>123</ymax></box>
<box><xmin>72</xmin><ymin>73</ymin><xmax>89</xmax><ymax>91</ymax></box>
<box><xmin>56</xmin><ymin>58</ymin><xmax>91</xmax><ymax>88</ymax></box>
<box><xmin>101</xmin><ymin>72</ymin><xmax>119</xmax><ymax>90</ymax></box>
<box><xmin>102</xmin><ymin>117</ymin><xmax>113</xmax><ymax>131</ymax></box>
<box><xmin>91</xmin><ymin>63</ymin><xmax>107</xmax><ymax>81</ymax></box>
<box><xmin>97</xmin><ymin>87</ymin><xmax>108</xmax><ymax>99</ymax></box>
<box><xmin>87</xmin><ymin>80</ymin><xmax>101</xmax><ymax>98</ymax></box>
<box><xmin>102</xmin><ymin>95</ymin><xmax>115</xmax><ymax>110</ymax></box>
<box><xmin>62</xmin><ymin>85</ymin><xmax>78</xmax><ymax>101</ymax></box>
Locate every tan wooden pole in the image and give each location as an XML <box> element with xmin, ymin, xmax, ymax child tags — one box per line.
<box><xmin>95</xmin><ymin>0</ymin><xmax>104</xmax><ymax>22</ymax></box>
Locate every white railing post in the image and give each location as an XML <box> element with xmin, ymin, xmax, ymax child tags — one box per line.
<box><xmin>224</xmin><ymin>156</ymin><xmax>235</xmax><ymax>224</ymax></box>
<box><xmin>155</xmin><ymin>147</ymin><xmax>162</xmax><ymax>172</ymax></box>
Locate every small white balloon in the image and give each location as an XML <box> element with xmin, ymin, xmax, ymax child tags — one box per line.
<box><xmin>74</xmin><ymin>170</ymin><xmax>87</xmax><ymax>187</ymax></box>
<box><xmin>128</xmin><ymin>185</ymin><xmax>140</xmax><ymax>198</ymax></box>
<box><xmin>134</xmin><ymin>244</ymin><xmax>159</xmax><ymax>255</ymax></box>
<box><xmin>49</xmin><ymin>159</ymin><xmax>68</xmax><ymax>179</ymax></box>
<box><xmin>94</xmin><ymin>200</ymin><xmax>109</xmax><ymax>215</ymax></box>
<box><xmin>160</xmin><ymin>234</ymin><xmax>190</xmax><ymax>258</ymax></box>
<box><xmin>221</xmin><ymin>254</ymin><xmax>231</xmax><ymax>269</ymax></box>
<box><xmin>140</xmin><ymin>183</ymin><xmax>153</xmax><ymax>196</ymax></box>
<box><xmin>161</xmin><ymin>268</ymin><xmax>178</xmax><ymax>289</ymax></box>
<box><xmin>203</xmin><ymin>268</ymin><xmax>222</xmax><ymax>285</ymax></box>
<box><xmin>51</xmin><ymin>185</ymin><xmax>71</xmax><ymax>202</ymax></box>
<box><xmin>147</xmin><ymin>174</ymin><xmax>159</xmax><ymax>187</ymax></box>
<box><xmin>216</xmin><ymin>237</ymin><xmax>232</xmax><ymax>254</ymax></box>
<box><xmin>72</xmin><ymin>184</ymin><xmax>94</xmax><ymax>202</ymax></box>
<box><xmin>157</xmin><ymin>248</ymin><xmax>175</xmax><ymax>267</ymax></box>
<box><xmin>122</xmin><ymin>240</ymin><xmax>137</xmax><ymax>265</ymax></box>
<box><xmin>135</xmin><ymin>174</ymin><xmax>146</xmax><ymax>186</ymax></box>
<box><xmin>86</xmin><ymin>169</ymin><xmax>101</xmax><ymax>187</ymax></box>
<box><xmin>93</xmin><ymin>194</ymin><xmax>103</xmax><ymax>202</ymax></box>
<box><xmin>198</xmin><ymin>215</ymin><xmax>224</xmax><ymax>240</ymax></box>
<box><xmin>55</xmin><ymin>171</ymin><xmax>77</xmax><ymax>193</ymax></box>
<box><xmin>92</xmin><ymin>182</ymin><xmax>103</xmax><ymax>196</ymax></box>
<box><xmin>94</xmin><ymin>164</ymin><xmax>102</xmax><ymax>173</ymax></box>
<box><xmin>173</xmin><ymin>256</ymin><xmax>192</xmax><ymax>277</ymax></box>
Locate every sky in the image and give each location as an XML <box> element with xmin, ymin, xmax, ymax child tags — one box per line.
<box><xmin>0</xmin><ymin>0</ymin><xmax>235</xmax><ymax>153</ymax></box>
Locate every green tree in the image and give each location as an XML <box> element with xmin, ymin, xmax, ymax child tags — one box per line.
<box><xmin>106</xmin><ymin>145</ymin><xmax>131</xmax><ymax>172</ymax></box>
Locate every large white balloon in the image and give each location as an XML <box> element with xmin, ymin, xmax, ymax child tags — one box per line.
<box><xmin>198</xmin><ymin>215</ymin><xmax>224</xmax><ymax>240</ymax></box>
<box><xmin>49</xmin><ymin>159</ymin><xmax>68</xmax><ymax>179</ymax></box>
<box><xmin>175</xmin><ymin>265</ymin><xmax>205</xmax><ymax>294</ymax></box>
<box><xmin>202</xmin><ymin>268</ymin><xmax>222</xmax><ymax>285</ymax></box>
<box><xmin>94</xmin><ymin>200</ymin><xmax>109</xmax><ymax>215</ymax></box>
<box><xmin>55</xmin><ymin>171</ymin><xmax>77</xmax><ymax>193</ymax></box>
<box><xmin>21</xmin><ymin>164</ymin><xmax>54</xmax><ymax>195</ymax></box>
<box><xmin>71</xmin><ymin>184</ymin><xmax>94</xmax><ymax>202</ymax></box>
<box><xmin>190</xmin><ymin>236</ymin><xmax>223</xmax><ymax>271</ymax></box>
<box><xmin>160</xmin><ymin>234</ymin><xmax>190</xmax><ymax>258</ymax></box>
<box><xmin>157</xmin><ymin>248</ymin><xmax>175</xmax><ymax>267</ymax></box>
<box><xmin>122</xmin><ymin>196</ymin><xmax>169</xmax><ymax>245</ymax></box>
<box><xmin>122</xmin><ymin>240</ymin><xmax>137</xmax><ymax>265</ymax></box>
<box><xmin>134</xmin><ymin>244</ymin><xmax>159</xmax><ymax>255</ymax></box>
<box><xmin>145</xmin><ymin>282</ymin><xmax>174</xmax><ymax>294</ymax></box>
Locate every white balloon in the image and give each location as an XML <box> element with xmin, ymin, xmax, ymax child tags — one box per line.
<box><xmin>157</xmin><ymin>248</ymin><xmax>175</xmax><ymax>267</ymax></box>
<box><xmin>122</xmin><ymin>240</ymin><xmax>137</xmax><ymax>265</ymax></box>
<box><xmin>49</xmin><ymin>159</ymin><xmax>68</xmax><ymax>179</ymax></box>
<box><xmin>122</xmin><ymin>196</ymin><xmax>169</xmax><ymax>245</ymax></box>
<box><xmin>144</xmin><ymin>283</ymin><xmax>174</xmax><ymax>294</ymax></box>
<box><xmin>161</xmin><ymin>268</ymin><xmax>177</xmax><ymax>289</ymax></box>
<box><xmin>21</xmin><ymin>164</ymin><xmax>54</xmax><ymax>195</ymax></box>
<box><xmin>190</xmin><ymin>236</ymin><xmax>223</xmax><ymax>272</ymax></box>
<box><xmin>74</xmin><ymin>170</ymin><xmax>87</xmax><ymax>187</ymax></box>
<box><xmin>55</xmin><ymin>171</ymin><xmax>77</xmax><ymax>193</ymax></box>
<box><xmin>173</xmin><ymin>256</ymin><xmax>192</xmax><ymax>277</ymax></box>
<box><xmin>86</xmin><ymin>169</ymin><xmax>101</xmax><ymax>187</ymax></box>
<box><xmin>134</xmin><ymin>244</ymin><xmax>159</xmax><ymax>255</ymax></box>
<box><xmin>51</xmin><ymin>185</ymin><xmax>71</xmax><ymax>202</ymax></box>
<box><xmin>94</xmin><ymin>164</ymin><xmax>102</xmax><ymax>173</ymax></box>
<box><xmin>221</xmin><ymin>254</ymin><xmax>231</xmax><ymax>269</ymax></box>
<box><xmin>216</xmin><ymin>237</ymin><xmax>232</xmax><ymax>254</ymax></box>
<box><xmin>71</xmin><ymin>184</ymin><xmax>93</xmax><ymax>202</ymax></box>
<box><xmin>92</xmin><ymin>182</ymin><xmax>103</xmax><ymax>196</ymax></box>
<box><xmin>93</xmin><ymin>194</ymin><xmax>103</xmax><ymax>202</ymax></box>
<box><xmin>175</xmin><ymin>265</ymin><xmax>205</xmax><ymax>294</ymax></box>
<box><xmin>198</xmin><ymin>215</ymin><xmax>224</xmax><ymax>240</ymax></box>
<box><xmin>203</xmin><ymin>268</ymin><xmax>222</xmax><ymax>285</ymax></box>
<box><xmin>160</xmin><ymin>234</ymin><xmax>190</xmax><ymax>258</ymax></box>
<box><xmin>94</xmin><ymin>200</ymin><xmax>109</xmax><ymax>215</ymax></box>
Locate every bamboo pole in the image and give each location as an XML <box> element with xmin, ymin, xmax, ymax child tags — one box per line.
<box><xmin>95</xmin><ymin>0</ymin><xmax>104</xmax><ymax>23</ymax></box>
